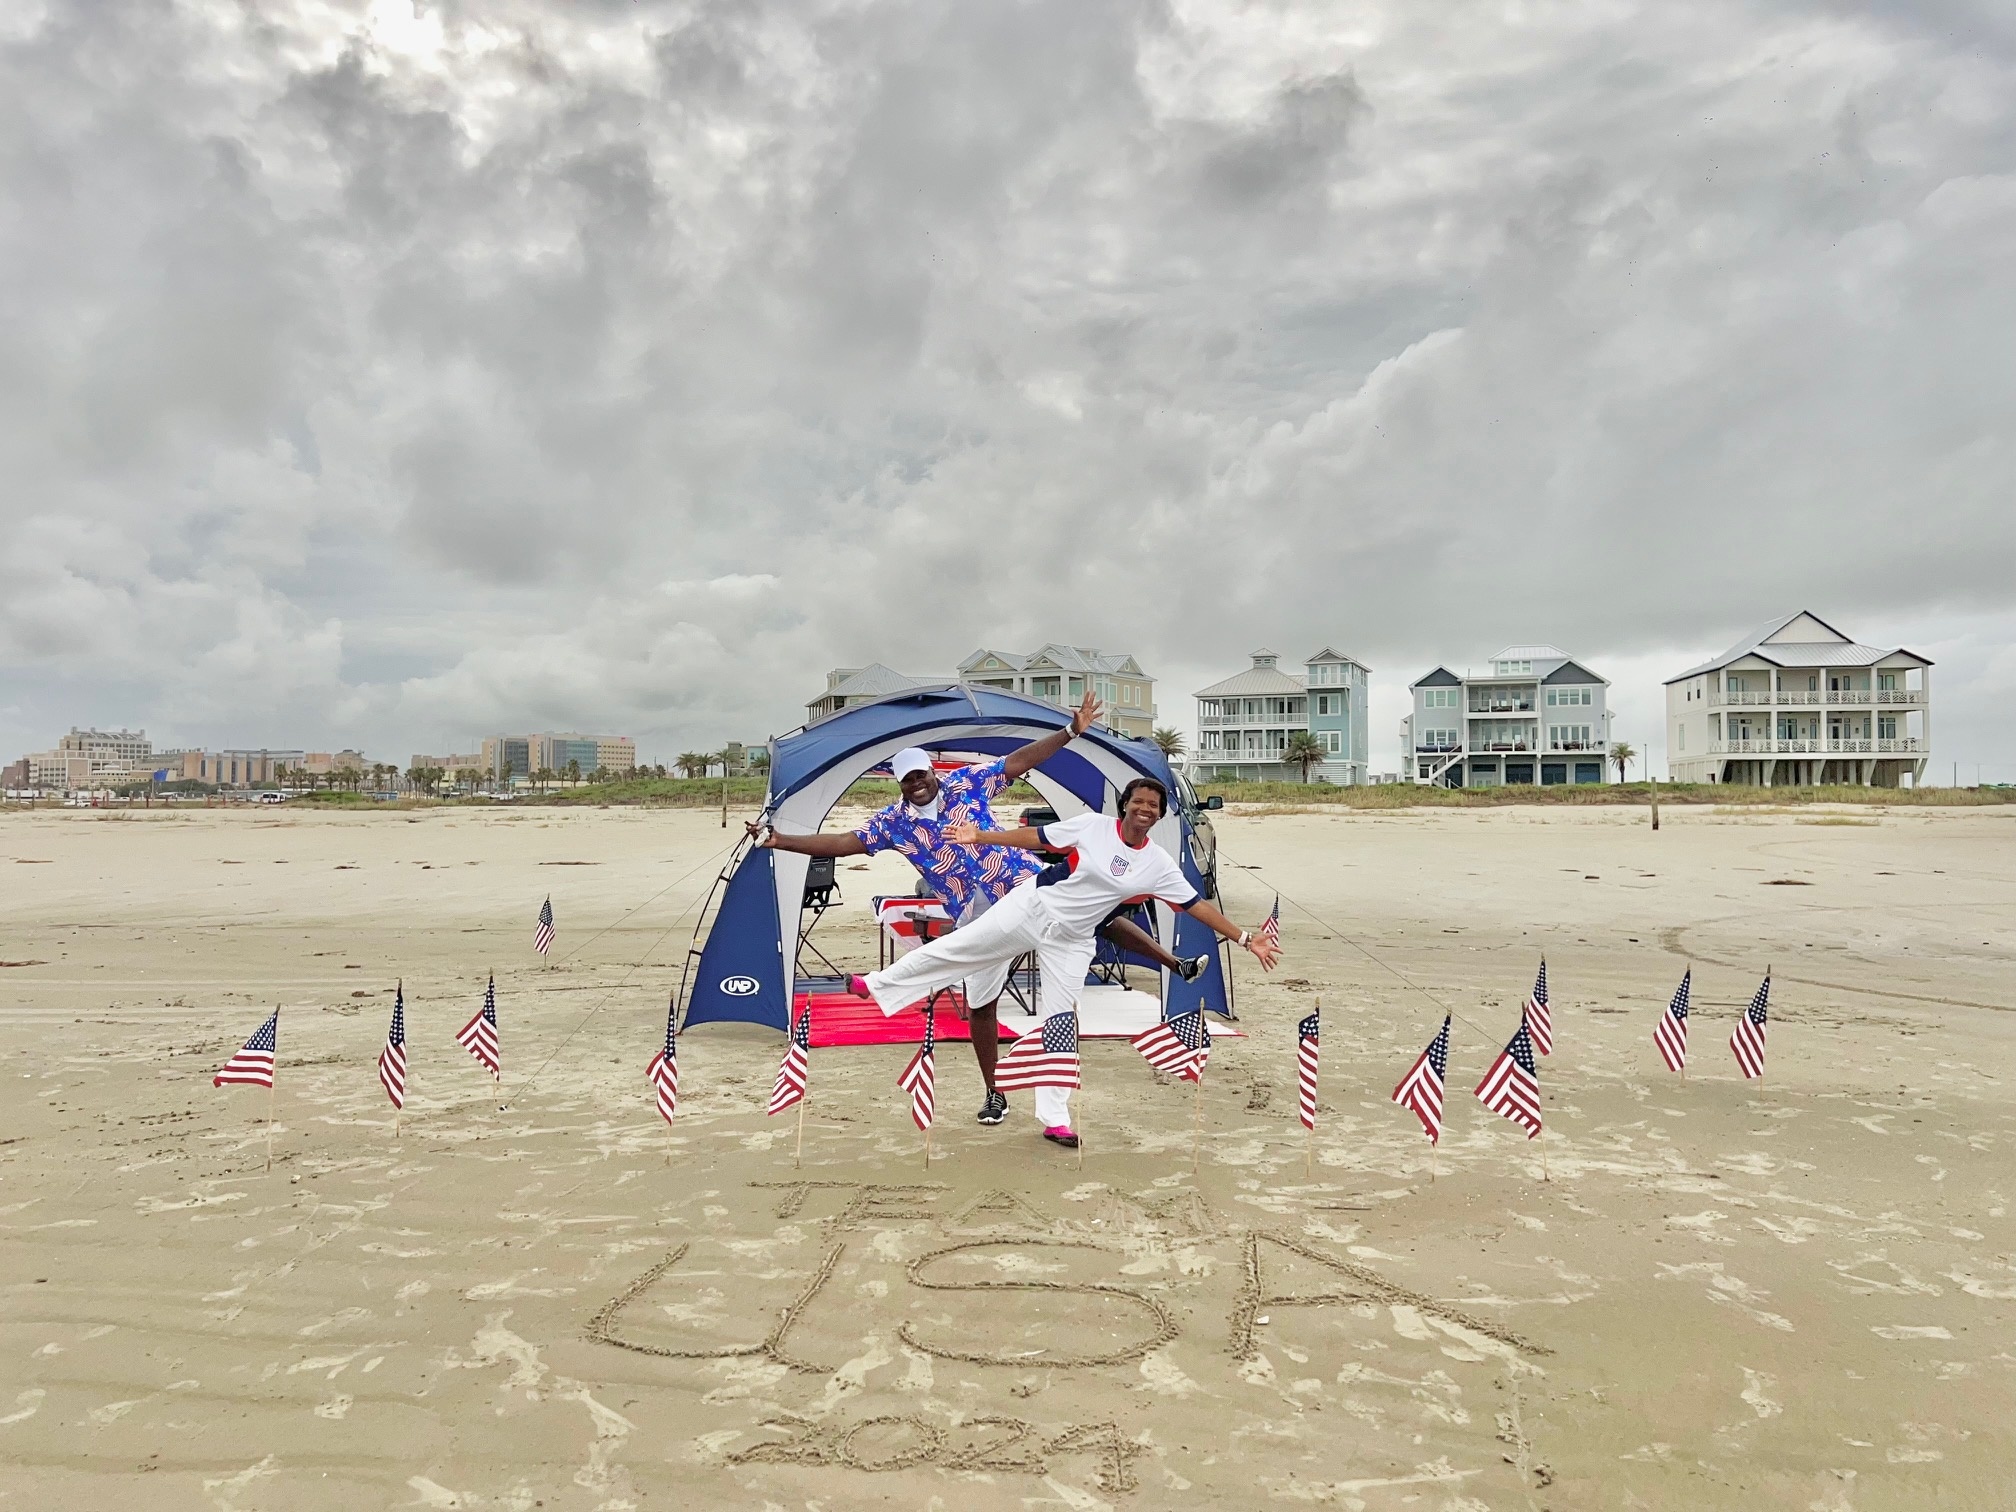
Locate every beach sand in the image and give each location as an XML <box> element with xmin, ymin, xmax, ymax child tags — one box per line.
<box><xmin>2</xmin><ymin>800</ymin><xmax>2013</xmax><ymax>1510</ymax></box>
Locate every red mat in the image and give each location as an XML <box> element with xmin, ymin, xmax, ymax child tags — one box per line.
<box><xmin>795</xmin><ymin>990</ymin><xmax>1028</xmax><ymax>1049</ymax></box>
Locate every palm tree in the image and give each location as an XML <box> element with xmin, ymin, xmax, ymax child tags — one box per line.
<box><xmin>565</xmin><ymin>758</ymin><xmax>582</xmax><ymax>787</ymax></box>
<box><xmin>677</xmin><ymin>751</ymin><xmax>708</xmax><ymax>779</ymax></box>
<box><xmin>1282</xmin><ymin>731</ymin><xmax>1327</xmax><ymax>783</ymax></box>
<box><xmin>1151</xmin><ymin>727</ymin><xmax>1186</xmax><ymax>758</ymax></box>
<box><xmin>1610</xmin><ymin>741</ymin><xmax>1636</xmax><ymax>782</ymax></box>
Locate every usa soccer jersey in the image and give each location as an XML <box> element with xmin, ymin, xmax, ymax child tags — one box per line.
<box><xmin>854</xmin><ymin>758</ymin><xmax>1039</xmax><ymax>916</ymax></box>
<box><xmin>1031</xmin><ymin>813</ymin><xmax>1200</xmax><ymax>935</ymax></box>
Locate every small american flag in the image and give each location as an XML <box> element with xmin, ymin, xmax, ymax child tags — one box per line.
<box><xmin>1729</xmin><ymin>973</ymin><xmax>1770</xmax><ymax>1079</ymax></box>
<box><xmin>1475</xmin><ymin>1020</ymin><xmax>1542</xmax><ymax>1139</ymax></box>
<box><xmin>897</xmin><ymin>1006</ymin><xmax>937</xmax><ymax>1131</ymax></box>
<box><xmin>533</xmin><ymin>897</ymin><xmax>555</xmax><ymax>956</ymax></box>
<box><xmin>456</xmin><ymin>974</ymin><xmax>501</xmax><ymax>1079</ymax></box>
<box><xmin>648</xmin><ymin>994</ymin><xmax>679</xmax><ymax>1124</ymax></box>
<box><xmin>1259</xmin><ymin>896</ymin><xmax>1281</xmax><ymax>950</ymax></box>
<box><xmin>768</xmin><ymin>1007</ymin><xmax>812</xmax><ymax>1116</ymax></box>
<box><xmin>378</xmin><ymin>985</ymin><xmax>407</xmax><ymax>1109</ymax></box>
<box><xmin>214</xmin><ymin>1009</ymin><xmax>279</xmax><ymax>1089</ymax></box>
<box><xmin>993</xmin><ymin>1011</ymin><xmax>1080</xmax><ymax>1092</ymax></box>
<box><xmin>1523</xmin><ymin>959</ymin><xmax>1553</xmax><ymax>1056</ymax></box>
<box><xmin>1129</xmin><ymin>1008</ymin><xmax>1209</xmax><ymax>1082</ymax></box>
<box><xmin>1392</xmin><ymin>1015</ymin><xmax>1450</xmax><ymax>1143</ymax></box>
<box><xmin>1653</xmin><ymin>969</ymin><xmax>1691</xmax><ymax>1074</ymax></box>
<box><xmin>1295</xmin><ymin>1008</ymin><xmax>1320</xmax><ymax>1130</ymax></box>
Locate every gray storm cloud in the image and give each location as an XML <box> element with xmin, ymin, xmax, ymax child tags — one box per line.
<box><xmin>1</xmin><ymin>0</ymin><xmax>2012</xmax><ymax>769</ymax></box>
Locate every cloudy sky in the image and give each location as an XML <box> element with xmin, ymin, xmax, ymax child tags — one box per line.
<box><xmin>4</xmin><ymin>0</ymin><xmax>2013</xmax><ymax>779</ymax></box>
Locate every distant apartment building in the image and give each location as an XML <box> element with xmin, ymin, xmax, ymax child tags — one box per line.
<box><xmin>1665</xmin><ymin>611</ymin><xmax>1930</xmax><ymax>787</ymax></box>
<box><xmin>1</xmin><ymin>758</ymin><xmax>28</xmax><ymax>789</ymax></box>
<box><xmin>26</xmin><ymin>752</ymin><xmax>94</xmax><ymax>789</ymax></box>
<box><xmin>808</xmin><ymin>646</ymin><xmax>1159</xmax><ymax>740</ymax></box>
<box><xmin>1402</xmin><ymin>645</ymin><xmax>1614</xmax><ymax>787</ymax></box>
<box><xmin>57</xmin><ymin>727</ymin><xmax>152</xmax><ymax>776</ymax></box>
<box><xmin>482</xmin><ymin>733</ymin><xmax>636</xmax><ymax>780</ymax></box>
<box><xmin>1190</xmin><ymin>649</ymin><xmax>1371</xmax><ymax>784</ymax></box>
<box><xmin>410</xmin><ymin>752</ymin><xmax>486</xmax><ymax>776</ymax></box>
<box><xmin>158</xmin><ymin>749</ymin><xmax>305</xmax><ymax>787</ymax></box>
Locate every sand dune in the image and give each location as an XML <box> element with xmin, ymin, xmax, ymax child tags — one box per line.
<box><xmin>2</xmin><ymin>801</ymin><xmax>2013</xmax><ymax>1509</ymax></box>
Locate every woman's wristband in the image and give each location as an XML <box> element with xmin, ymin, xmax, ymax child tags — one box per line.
<box><xmin>1237</xmin><ymin>929</ymin><xmax>1251</xmax><ymax>949</ymax></box>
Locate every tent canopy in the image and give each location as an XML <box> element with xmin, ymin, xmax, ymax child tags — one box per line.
<box><xmin>683</xmin><ymin>686</ymin><xmax>1229</xmax><ymax>1033</ymax></box>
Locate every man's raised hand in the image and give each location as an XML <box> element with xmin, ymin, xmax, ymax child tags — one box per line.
<box><xmin>1247</xmin><ymin>935</ymin><xmax>1282</xmax><ymax>970</ymax></box>
<box><xmin>744</xmin><ymin>819</ymin><xmax>777</xmax><ymax>848</ymax></box>
<box><xmin>945</xmin><ymin>820</ymin><xmax>982</xmax><ymax>845</ymax></box>
<box><xmin>1071</xmin><ymin>689</ymin><xmax>1104</xmax><ymax>736</ymax></box>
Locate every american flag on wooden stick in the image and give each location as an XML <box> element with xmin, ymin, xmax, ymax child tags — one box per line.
<box><xmin>897</xmin><ymin>1005</ymin><xmax>937</xmax><ymax>1131</ymax></box>
<box><xmin>1295</xmin><ymin>1008</ymin><xmax>1320</xmax><ymax>1130</ymax></box>
<box><xmin>214</xmin><ymin>1009</ymin><xmax>279</xmax><ymax>1089</ymax></box>
<box><xmin>533</xmin><ymin>897</ymin><xmax>555</xmax><ymax>956</ymax></box>
<box><xmin>1523</xmin><ymin>959</ymin><xmax>1553</xmax><ymax>1056</ymax></box>
<box><xmin>1259</xmin><ymin>896</ymin><xmax>1281</xmax><ymax>951</ymax></box>
<box><xmin>1653</xmin><ymin>969</ymin><xmax>1691</xmax><ymax>1074</ymax></box>
<box><xmin>1475</xmin><ymin>1020</ymin><xmax>1542</xmax><ymax>1139</ymax></box>
<box><xmin>1129</xmin><ymin>1008</ymin><xmax>1209</xmax><ymax>1082</ymax></box>
<box><xmin>378</xmin><ymin>985</ymin><xmax>407</xmax><ymax>1109</ymax></box>
<box><xmin>767</xmin><ymin>1007</ymin><xmax>812</xmax><ymax>1116</ymax></box>
<box><xmin>456</xmin><ymin>974</ymin><xmax>501</xmax><ymax>1079</ymax></box>
<box><xmin>648</xmin><ymin>994</ymin><xmax>679</xmax><ymax>1124</ymax></box>
<box><xmin>1392</xmin><ymin>1015</ymin><xmax>1450</xmax><ymax>1143</ymax></box>
<box><xmin>1729</xmin><ymin>973</ymin><xmax>1770</xmax><ymax>1079</ymax></box>
<box><xmin>993</xmin><ymin>1011</ymin><xmax>1080</xmax><ymax>1092</ymax></box>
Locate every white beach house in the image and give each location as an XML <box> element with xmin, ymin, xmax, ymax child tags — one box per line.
<box><xmin>1401</xmin><ymin>646</ymin><xmax>1613</xmax><ymax>787</ymax></box>
<box><xmin>1665</xmin><ymin>611</ymin><xmax>1930</xmax><ymax>787</ymax></box>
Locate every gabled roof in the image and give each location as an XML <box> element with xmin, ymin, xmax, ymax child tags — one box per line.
<box><xmin>959</xmin><ymin>645</ymin><xmax>1149</xmax><ymax>678</ymax></box>
<box><xmin>1542</xmin><ymin>660</ymin><xmax>1608</xmax><ymax>685</ymax></box>
<box><xmin>1412</xmin><ymin>667</ymin><xmax>1462</xmax><ymax>688</ymax></box>
<box><xmin>1193</xmin><ymin>665</ymin><xmax>1308</xmax><ymax>698</ymax></box>
<box><xmin>1666</xmin><ymin>611</ymin><xmax>1932</xmax><ymax>682</ymax></box>
<box><xmin>1490</xmin><ymin>644</ymin><xmax>1568</xmax><ymax>663</ymax></box>
<box><xmin>1306</xmin><ymin>647</ymin><xmax>1370</xmax><ymax>670</ymax></box>
<box><xmin>816</xmin><ymin>664</ymin><xmax>935</xmax><ymax>702</ymax></box>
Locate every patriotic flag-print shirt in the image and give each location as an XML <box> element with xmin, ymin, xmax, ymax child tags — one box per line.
<box><xmin>854</xmin><ymin>758</ymin><xmax>1040</xmax><ymax>915</ymax></box>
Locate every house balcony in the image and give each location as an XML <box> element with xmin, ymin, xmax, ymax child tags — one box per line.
<box><xmin>1710</xmin><ymin>689</ymin><xmax>1926</xmax><ymax>708</ymax></box>
<box><xmin>1467</xmin><ymin>700</ymin><xmax>1535</xmax><ymax>714</ymax></box>
<box><xmin>1545</xmin><ymin>739</ymin><xmax>1605</xmax><ymax>752</ymax></box>
<box><xmin>1413</xmin><ymin>742</ymin><xmax>1463</xmax><ymax>754</ymax></box>
<box><xmin>1709</xmin><ymin>738</ymin><xmax>1923</xmax><ymax>756</ymax></box>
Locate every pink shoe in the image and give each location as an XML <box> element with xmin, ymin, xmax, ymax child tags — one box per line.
<box><xmin>1042</xmin><ymin>1126</ymin><xmax>1080</xmax><ymax>1149</ymax></box>
<box><xmin>846</xmin><ymin>974</ymin><xmax>872</xmax><ymax>999</ymax></box>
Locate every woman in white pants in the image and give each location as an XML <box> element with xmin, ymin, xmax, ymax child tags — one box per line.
<box><xmin>854</xmin><ymin>776</ymin><xmax>1280</xmax><ymax>1144</ymax></box>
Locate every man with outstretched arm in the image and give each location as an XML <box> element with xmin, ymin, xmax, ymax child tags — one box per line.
<box><xmin>855</xmin><ymin>775</ymin><xmax>1282</xmax><ymax>1148</ymax></box>
<box><xmin>750</xmin><ymin>692</ymin><xmax>1207</xmax><ymax>1127</ymax></box>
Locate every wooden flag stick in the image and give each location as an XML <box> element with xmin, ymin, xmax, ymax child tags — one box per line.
<box><xmin>923</xmin><ymin>1120</ymin><xmax>932</xmax><ymax>1171</ymax></box>
<box><xmin>1190</xmin><ymin>1074</ymin><xmax>1204</xmax><ymax>1175</ymax></box>
<box><xmin>265</xmin><ymin>1006</ymin><xmax>279</xmax><ymax>1172</ymax></box>
<box><xmin>1304</xmin><ymin>1125</ymin><xmax>1313</xmax><ymax>1181</ymax></box>
<box><xmin>1539</xmin><ymin>1127</ymin><xmax>1549</xmax><ymax>1182</ymax></box>
<box><xmin>1077</xmin><ymin>1083</ymin><xmax>1085</xmax><ymax>1171</ymax></box>
<box><xmin>1429</xmin><ymin>1141</ymin><xmax>1437</xmax><ymax>1183</ymax></box>
<box><xmin>794</xmin><ymin>1097</ymin><xmax>807</xmax><ymax>1170</ymax></box>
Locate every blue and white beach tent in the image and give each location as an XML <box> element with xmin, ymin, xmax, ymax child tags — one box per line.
<box><xmin>681</xmin><ymin>685</ymin><xmax>1230</xmax><ymax>1034</ymax></box>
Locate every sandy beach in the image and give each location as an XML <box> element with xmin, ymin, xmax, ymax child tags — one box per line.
<box><xmin>2</xmin><ymin>800</ymin><xmax>2013</xmax><ymax>1510</ymax></box>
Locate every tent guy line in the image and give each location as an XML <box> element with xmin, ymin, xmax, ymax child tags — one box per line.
<box><xmin>499</xmin><ymin>836</ymin><xmax>739</xmax><ymax>1112</ymax></box>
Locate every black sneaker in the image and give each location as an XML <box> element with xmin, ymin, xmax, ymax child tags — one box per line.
<box><xmin>977</xmin><ymin>1089</ymin><xmax>1009</xmax><ymax>1125</ymax></box>
<box><xmin>1178</xmin><ymin>955</ymin><xmax>1210</xmax><ymax>983</ymax></box>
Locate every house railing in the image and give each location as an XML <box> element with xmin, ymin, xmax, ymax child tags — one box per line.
<box><xmin>1710</xmin><ymin>738</ymin><xmax>1923</xmax><ymax>755</ymax></box>
<box><xmin>1711</xmin><ymin>689</ymin><xmax>1925</xmax><ymax>707</ymax></box>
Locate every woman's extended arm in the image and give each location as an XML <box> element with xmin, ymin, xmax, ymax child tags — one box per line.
<box><xmin>1185</xmin><ymin>897</ymin><xmax>1282</xmax><ymax>969</ymax></box>
<box><xmin>943</xmin><ymin>821</ymin><xmax>1047</xmax><ymax>851</ymax></box>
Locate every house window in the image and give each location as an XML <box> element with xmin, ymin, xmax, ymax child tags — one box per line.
<box><xmin>1321</xmin><ymin>730</ymin><xmax>1342</xmax><ymax>754</ymax></box>
<box><xmin>1422</xmin><ymin>688</ymin><xmax>1456</xmax><ymax>709</ymax></box>
<box><xmin>1677</xmin><ymin>726</ymin><xmax>1685</xmax><ymax>752</ymax></box>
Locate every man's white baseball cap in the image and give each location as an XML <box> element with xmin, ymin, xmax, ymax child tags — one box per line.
<box><xmin>890</xmin><ymin>748</ymin><xmax>933</xmax><ymax>780</ymax></box>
